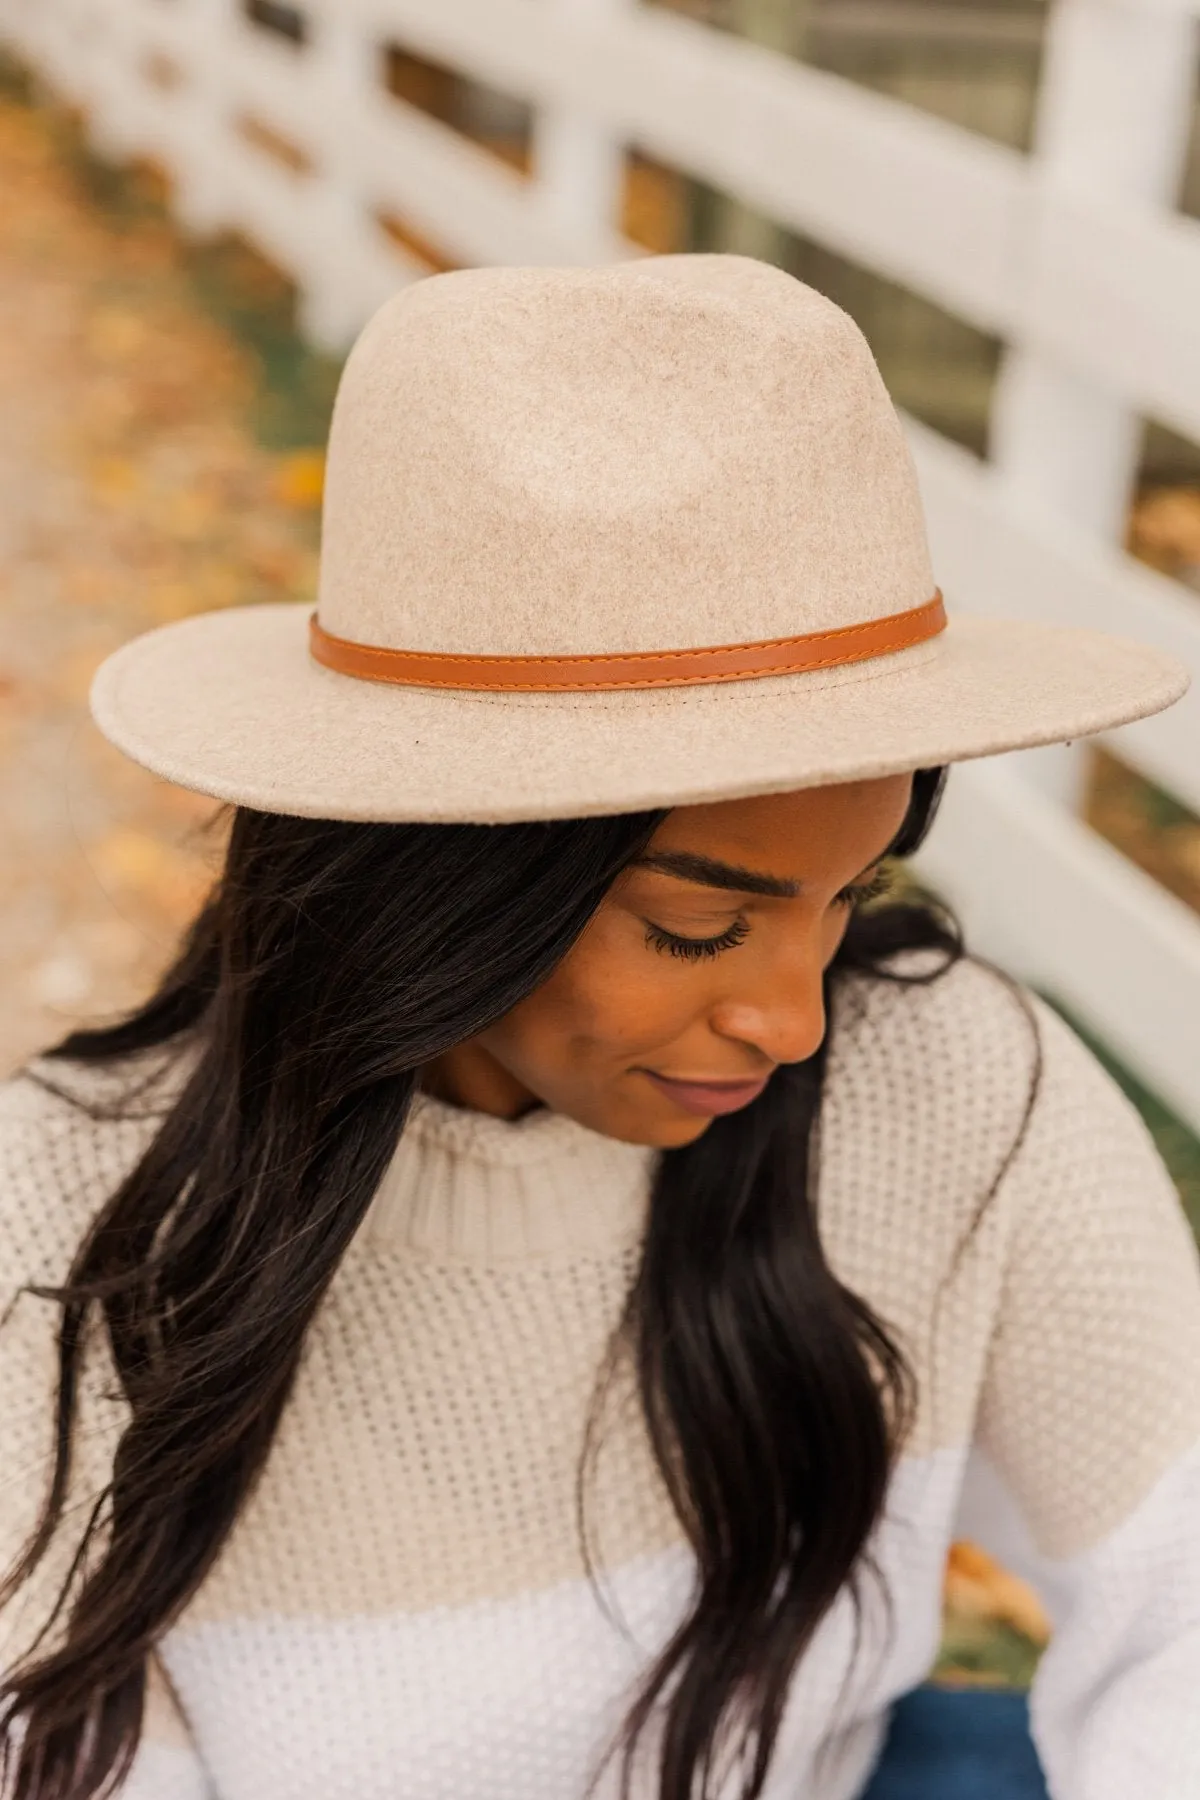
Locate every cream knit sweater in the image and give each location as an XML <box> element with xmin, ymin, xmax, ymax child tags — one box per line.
<box><xmin>2</xmin><ymin>951</ymin><xmax>1200</xmax><ymax>1800</ymax></box>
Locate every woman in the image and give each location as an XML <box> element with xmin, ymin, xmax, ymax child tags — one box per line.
<box><xmin>1</xmin><ymin>254</ymin><xmax>1197</xmax><ymax>1800</ymax></box>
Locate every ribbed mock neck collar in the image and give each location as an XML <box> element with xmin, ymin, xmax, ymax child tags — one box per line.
<box><xmin>362</xmin><ymin>1091</ymin><xmax>659</xmax><ymax>1264</ymax></box>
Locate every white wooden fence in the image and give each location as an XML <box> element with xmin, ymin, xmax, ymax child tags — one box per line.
<box><xmin>4</xmin><ymin>0</ymin><xmax>1200</xmax><ymax>1130</ymax></box>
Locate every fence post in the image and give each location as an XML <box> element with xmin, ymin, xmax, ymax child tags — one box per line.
<box><xmin>711</xmin><ymin>0</ymin><xmax>815</xmax><ymax>263</ymax></box>
<box><xmin>292</xmin><ymin>4</ymin><xmax>389</xmax><ymax>351</ymax></box>
<box><xmin>990</xmin><ymin>0</ymin><xmax>1197</xmax><ymax>544</ymax></box>
<box><xmin>169</xmin><ymin>0</ymin><xmax>240</xmax><ymax>239</ymax></box>
<box><xmin>986</xmin><ymin>0</ymin><xmax>1198</xmax><ymax>812</ymax></box>
<box><xmin>533</xmin><ymin>0</ymin><xmax>627</xmax><ymax>245</ymax></box>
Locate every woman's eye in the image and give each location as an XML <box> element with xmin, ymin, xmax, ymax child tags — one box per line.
<box><xmin>834</xmin><ymin>866</ymin><xmax>894</xmax><ymax>909</ymax></box>
<box><xmin>644</xmin><ymin>867</ymin><xmax>894</xmax><ymax>961</ymax></box>
<box><xmin>644</xmin><ymin>918</ymin><xmax>751</xmax><ymax>961</ymax></box>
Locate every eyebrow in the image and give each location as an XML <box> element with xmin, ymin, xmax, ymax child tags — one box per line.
<box><xmin>631</xmin><ymin>843</ymin><xmax>893</xmax><ymax>900</ymax></box>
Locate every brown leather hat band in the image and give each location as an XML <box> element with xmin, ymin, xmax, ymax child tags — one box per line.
<box><xmin>308</xmin><ymin>591</ymin><xmax>945</xmax><ymax>692</ymax></box>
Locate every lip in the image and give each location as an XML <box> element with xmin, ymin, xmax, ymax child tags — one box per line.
<box><xmin>641</xmin><ymin>1070</ymin><xmax>772</xmax><ymax>1117</ymax></box>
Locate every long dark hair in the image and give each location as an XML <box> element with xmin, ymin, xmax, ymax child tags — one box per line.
<box><xmin>0</xmin><ymin>767</ymin><xmax>1034</xmax><ymax>1800</ymax></box>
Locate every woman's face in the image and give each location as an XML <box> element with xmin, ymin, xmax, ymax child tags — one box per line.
<box><xmin>422</xmin><ymin>774</ymin><xmax>914</xmax><ymax>1147</ymax></box>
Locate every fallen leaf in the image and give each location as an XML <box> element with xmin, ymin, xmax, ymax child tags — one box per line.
<box><xmin>89</xmin><ymin>454</ymin><xmax>141</xmax><ymax>503</ymax></box>
<box><xmin>85</xmin><ymin>307</ymin><xmax>149</xmax><ymax>361</ymax></box>
<box><xmin>944</xmin><ymin>1540</ymin><xmax>1051</xmax><ymax>1646</ymax></box>
<box><xmin>270</xmin><ymin>448</ymin><xmax>325</xmax><ymax>509</ymax></box>
<box><xmin>1131</xmin><ymin>487</ymin><xmax>1200</xmax><ymax>563</ymax></box>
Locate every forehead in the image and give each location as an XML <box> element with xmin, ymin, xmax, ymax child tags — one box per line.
<box><xmin>641</xmin><ymin>777</ymin><xmax>913</xmax><ymax>872</ymax></box>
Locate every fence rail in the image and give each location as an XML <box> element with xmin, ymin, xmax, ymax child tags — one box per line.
<box><xmin>3</xmin><ymin>0</ymin><xmax>1200</xmax><ymax>1128</ymax></box>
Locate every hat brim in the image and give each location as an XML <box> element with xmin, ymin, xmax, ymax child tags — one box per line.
<box><xmin>88</xmin><ymin>602</ymin><xmax>1189</xmax><ymax>825</ymax></box>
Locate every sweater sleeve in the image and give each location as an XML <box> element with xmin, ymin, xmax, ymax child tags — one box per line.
<box><xmin>967</xmin><ymin>993</ymin><xmax>1200</xmax><ymax>1799</ymax></box>
<box><xmin>0</xmin><ymin>1658</ymin><xmax>212</xmax><ymax>1800</ymax></box>
<box><xmin>108</xmin><ymin>1660</ymin><xmax>215</xmax><ymax>1800</ymax></box>
<box><xmin>0</xmin><ymin>1077</ymin><xmax>216</xmax><ymax>1798</ymax></box>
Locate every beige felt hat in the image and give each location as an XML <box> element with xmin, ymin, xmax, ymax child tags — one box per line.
<box><xmin>89</xmin><ymin>253</ymin><xmax>1189</xmax><ymax>825</ymax></box>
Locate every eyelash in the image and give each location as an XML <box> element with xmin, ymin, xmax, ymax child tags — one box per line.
<box><xmin>644</xmin><ymin>918</ymin><xmax>751</xmax><ymax>962</ymax></box>
<box><xmin>838</xmin><ymin>866</ymin><xmax>894</xmax><ymax>910</ymax></box>
<box><xmin>644</xmin><ymin>866</ymin><xmax>894</xmax><ymax>961</ymax></box>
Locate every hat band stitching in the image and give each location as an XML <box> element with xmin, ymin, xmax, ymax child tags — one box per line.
<box><xmin>308</xmin><ymin>592</ymin><xmax>945</xmax><ymax>692</ymax></box>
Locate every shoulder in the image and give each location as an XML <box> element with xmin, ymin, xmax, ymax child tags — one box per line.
<box><xmin>822</xmin><ymin>949</ymin><xmax>1043</xmax><ymax>1192</ymax></box>
<box><xmin>0</xmin><ymin>1045</ymin><xmax>189</xmax><ymax>1300</ymax></box>
<box><xmin>818</xmin><ymin>951</ymin><xmax>1200</xmax><ymax>1486</ymax></box>
<box><xmin>823</xmin><ymin>944</ymin><xmax>1186</xmax><ymax>1253</ymax></box>
<box><xmin>828</xmin><ymin>943</ymin><xmax>1157</xmax><ymax>1142</ymax></box>
<box><xmin>0</xmin><ymin>1054</ymin><xmax>175</xmax><ymax>1667</ymax></box>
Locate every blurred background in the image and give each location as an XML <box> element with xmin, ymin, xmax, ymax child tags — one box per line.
<box><xmin>2</xmin><ymin>0</ymin><xmax>1199</xmax><ymax>1696</ymax></box>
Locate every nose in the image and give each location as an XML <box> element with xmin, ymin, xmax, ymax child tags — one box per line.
<box><xmin>708</xmin><ymin>968</ymin><xmax>827</xmax><ymax>1069</ymax></box>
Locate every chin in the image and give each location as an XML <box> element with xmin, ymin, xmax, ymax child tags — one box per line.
<box><xmin>605</xmin><ymin>1110</ymin><xmax>713</xmax><ymax>1150</ymax></box>
<box><xmin>561</xmin><ymin>1086</ymin><xmax>716</xmax><ymax>1150</ymax></box>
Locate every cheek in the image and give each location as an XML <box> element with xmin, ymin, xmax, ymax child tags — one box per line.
<box><xmin>496</xmin><ymin>915</ymin><xmax>699</xmax><ymax>1066</ymax></box>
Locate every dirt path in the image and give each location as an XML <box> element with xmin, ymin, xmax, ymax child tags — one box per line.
<box><xmin>0</xmin><ymin>75</ymin><xmax>325</xmax><ymax>1078</ymax></box>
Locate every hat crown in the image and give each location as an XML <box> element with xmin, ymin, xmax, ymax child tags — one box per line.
<box><xmin>89</xmin><ymin>247</ymin><xmax>1187</xmax><ymax>824</ymax></box>
<box><xmin>317</xmin><ymin>254</ymin><xmax>934</xmax><ymax>657</ymax></box>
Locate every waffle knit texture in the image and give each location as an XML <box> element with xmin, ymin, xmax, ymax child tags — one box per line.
<box><xmin>2</xmin><ymin>951</ymin><xmax>1200</xmax><ymax>1799</ymax></box>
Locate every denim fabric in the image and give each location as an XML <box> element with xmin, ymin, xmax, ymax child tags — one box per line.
<box><xmin>857</xmin><ymin>1685</ymin><xmax>1051</xmax><ymax>1800</ymax></box>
